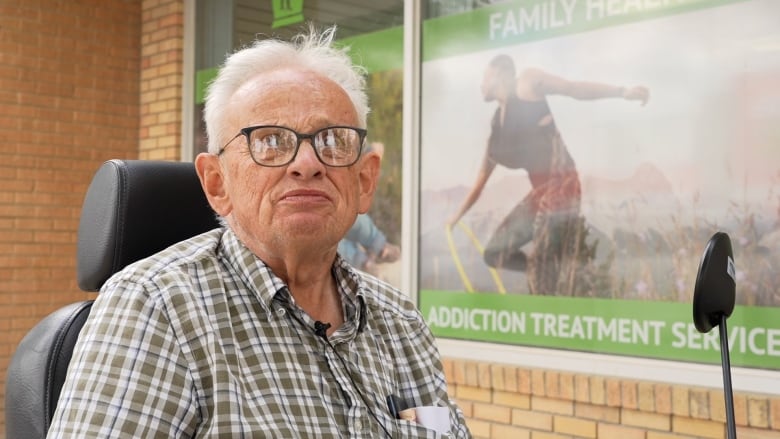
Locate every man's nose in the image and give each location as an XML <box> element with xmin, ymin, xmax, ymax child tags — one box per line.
<box><xmin>287</xmin><ymin>140</ymin><xmax>325</xmax><ymax>176</ymax></box>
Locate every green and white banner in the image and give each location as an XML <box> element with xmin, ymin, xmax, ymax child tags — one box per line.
<box><xmin>418</xmin><ymin>0</ymin><xmax>780</xmax><ymax>370</ymax></box>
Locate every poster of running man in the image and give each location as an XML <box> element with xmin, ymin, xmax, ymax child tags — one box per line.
<box><xmin>417</xmin><ymin>0</ymin><xmax>780</xmax><ymax>370</ymax></box>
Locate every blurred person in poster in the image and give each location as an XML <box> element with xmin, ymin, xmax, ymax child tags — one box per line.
<box><xmin>339</xmin><ymin>213</ymin><xmax>401</xmax><ymax>275</ymax></box>
<box><xmin>448</xmin><ymin>54</ymin><xmax>649</xmax><ymax>294</ymax></box>
<box><xmin>339</xmin><ymin>141</ymin><xmax>401</xmax><ymax>275</ymax></box>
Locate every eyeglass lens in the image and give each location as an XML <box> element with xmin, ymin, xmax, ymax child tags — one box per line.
<box><xmin>246</xmin><ymin>126</ymin><xmax>362</xmax><ymax>167</ymax></box>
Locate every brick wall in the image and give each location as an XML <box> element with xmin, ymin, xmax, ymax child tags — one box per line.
<box><xmin>444</xmin><ymin>358</ymin><xmax>780</xmax><ymax>438</ymax></box>
<box><xmin>140</xmin><ymin>0</ymin><xmax>185</xmax><ymax>160</ymax></box>
<box><xmin>0</xmin><ymin>1</ymin><xmax>142</xmax><ymax>437</ymax></box>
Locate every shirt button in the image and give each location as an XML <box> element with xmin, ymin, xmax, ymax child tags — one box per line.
<box><xmin>354</xmin><ymin>420</ymin><xmax>362</xmax><ymax>431</ymax></box>
<box><xmin>276</xmin><ymin>308</ymin><xmax>286</xmax><ymax>318</ymax></box>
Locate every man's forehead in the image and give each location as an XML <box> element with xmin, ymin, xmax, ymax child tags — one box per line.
<box><xmin>226</xmin><ymin>68</ymin><xmax>358</xmax><ymax>128</ymax></box>
<box><xmin>236</xmin><ymin>68</ymin><xmax>342</xmax><ymax>98</ymax></box>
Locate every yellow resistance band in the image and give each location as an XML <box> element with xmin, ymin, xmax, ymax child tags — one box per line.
<box><xmin>445</xmin><ymin>222</ymin><xmax>506</xmax><ymax>294</ymax></box>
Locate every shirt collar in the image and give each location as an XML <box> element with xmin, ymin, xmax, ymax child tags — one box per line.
<box><xmin>216</xmin><ymin>228</ymin><xmax>283</xmax><ymax>312</ymax></box>
<box><xmin>332</xmin><ymin>254</ymin><xmax>368</xmax><ymax>335</ymax></box>
<box><xmin>217</xmin><ymin>227</ymin><xmax>367</xmax><ymax>329</ymax></box>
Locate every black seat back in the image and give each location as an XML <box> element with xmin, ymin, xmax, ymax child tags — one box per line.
<box><xmin>5</xmin><ymin>160</ymin><xmax>220</xmax><ymax>439</ymax></box>
<box><xmin>77</xmin><ymin>159</ymin><xmax>220</xmax><ymax>291</ymax></box>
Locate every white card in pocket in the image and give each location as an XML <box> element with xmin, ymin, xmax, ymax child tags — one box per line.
<box><xmin>410</xmin><ymin>406</ymin><xmax>451</xmax><ymax>435</ymax></box>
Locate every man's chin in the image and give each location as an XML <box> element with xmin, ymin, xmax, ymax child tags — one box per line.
<box><xmin>282</xmin><ymin>215</ymin><xmax>333</xmax><ymax>237</ymax></box>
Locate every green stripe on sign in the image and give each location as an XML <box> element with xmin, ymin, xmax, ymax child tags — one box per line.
<box><xmin>421</xmin><ymin>0</ymin><xmax>752</xmax><ymax>62</ymax></box>
<box><xmin>194</xmin><ymin>27</ymin><xmax>404</xmax><ymax>104</ymax></box>
<box><xmin>335</xmin><ymin>26</ymin><xmax>404</xmax><ymax>74</ymax></box>
<box><xmin>195</xmin><ymin>67</ymin><xmax>218</xmax><ymax>105</ymax></box>
<box><xmin>419</xmin><ymin>290</ymin><xmax>780</xmax><ymax>370</ymax></box>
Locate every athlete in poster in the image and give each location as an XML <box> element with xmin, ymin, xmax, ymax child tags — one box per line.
<box><xmin>447</xmin><ymin>54</ymin><xmax>649</xmax><ymax>295</ymax></box>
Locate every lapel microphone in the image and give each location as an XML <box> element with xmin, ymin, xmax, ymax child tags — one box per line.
<box><xmin>314</xmin><ymin>320</ymin><xmax>331</xmax><ymax>339</ymax></box>
<box><xmin>314</xmin><ymin>296</ymin><xmax>365</xmax><ymax>339</ymax></box>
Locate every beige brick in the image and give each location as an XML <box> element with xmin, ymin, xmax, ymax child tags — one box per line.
<box><xmin>494</xmin><ymin>390</ymin><xmax>531</xmax><ymax>409</ymax></box>
<box><xmin>574</xmin><ymin>374</ymin><xmax>589</xmax><ymax>403</ymax></box>
<box><xmin>504</xmin><ymin>366</ymin><xmax>519</xmax><ymax>393</ymax></box>
<box><xmin>478</xmin><ymin>362</ymin><xmax>491</xmax><ymax>388</ymax></box>
<box><xmin>597</xmin><ymin>423</ymin><xmax>646</xmax><ymax>439</ymax></box>
<box><xmin>142</xmin><ymin>146</ymin><xmax>168</xmax><ymax>160</ymax></box>
<box><xmin>453</xmin><ymin>359</ymin><xmax>467</xmax><ymax>385</ymax></box>
<box><xmin>672</xmin><ymin>416</ymin><xmax>726</xmax><ymax>438</ymax></box>
<box><xmin>466</xmin><ymin>418</ymin><xmax>492</xmax><ymax>439</ymax></box>
<box><xmin>575</xmin><ymin>402</ymin><xmax>620</xmax><ymax>423</ymax></box>
<box><xmin>488</xmin><ymin>364</ymin><xmax>502</xmax><ymax>390</ymax></box>
<box><xmin>532</xmin><ymin>369</ymin><xmax>546</xmax><ymax>396</ymax></box>
<box><xmin>622</xmin><ymin>380</ymin><xmax>638</xmax><ymax>410</ymax></box>
<box><xmin>559</xmin><ymin>373</ymin><xmax>574</xmax><ymax>401</ymax></box>
<box><xmin>590</xmin><ymin>376</ymin><xmax>606</xmax><ymax>405</ymax></box>
<box><xmin>709</xmin><ymin>390</ymin><xmax>727</xmax><ymax>423</ymax></box>
<box><xmin>465</xmin><ymin>361</ymin><xmax>480</xmax><ymax>387</ymax></box>
<box><xmin>458</xmin><ymin>385</ymin><xmax>493</xmax><ymax>403</ymax></box>
<box><xmin>748</xmin><ymin>397</ymin><xmax>770</xmax><ymax>428</ymax></box>
<box><xmin>452</xmin><ymin>359</ymin><xmax>466</xmax><ymax>384</ymax></box>
<box><xmin>147</xmin><ymin>99</ymin><xmax>171</xmax><ymax>115</ymax></box>
<box><xmin>639</xmin><ymin>382</ymin><xmax>656</xmax><ymax>412</ymax></box>
<box><xmin>647</xmin><ymin>432</ymin><xmax>698</xmax><ymax>439</ymax></box>
<box><xmin>672</xmin><ymin>386</ymin><xmax>690</xmax><ymax>417</ymax></box>
<box><xmin>655</xmin><ymin>384</ymin><xmax>672</xmax><ymax>415</ymax></box>
<box><xmin>606</xmin><ymin>379</ymin><xmax>622</xmax><ymax>407</ymax></box>
<box><xmin>553</xmin><ymin>415</ymin><xmax>596</xmax><ymax>438</ymax></box>
<box><xmin>622</xmin><ymin>408</ymin><xmax>671</xmax><ymax>431</ymax></box>
<box><xmin>530</xmin><ymin>431</ymin><xmax>573</xmax><ymax>439</ymax></box>
<box><xmin>690</xmin><ymin>388</ymin><xmax>710</xmax><ymax>419</ymax></box>
<box><xmin>735</xmin><ymin>394</ymin><xmax>749</xmax><ymax>426</ymax></box>
<box><xmin>736</xmin><ymin>426</ymin><xmax>780</xmax><ymax>439</ymax></box>
<box><xmin>492</xmin><ymin>424</ymin><xmax>531</xmax><ymax>439</ymax></box>
<box><xmin>546</xmin><ymin>371</ymin><xmax>561</xmax><ymax>399</ymax></box>
<box><xmin>533</xmin><ymin>396</ymin><xmax>573</xmax><ymax>416</ymax></box>
<box><xmin>772</xmin><ymin>398</ymin><xmax>780</xmax><ymax>429</ymax></box>
<box><xmin>518</xmin><ymin>368</ymin><xmax>532</xmax><ymax>394</ymax></box>
<box><xmin>512</xmin><ymin>408</ymin><xmax>553</xmax><ymax>431</ymax></box>
<box><xmin>473</xmin><ymin>401</ymin><xmax>511</xmax><ymax>423</ymax></box>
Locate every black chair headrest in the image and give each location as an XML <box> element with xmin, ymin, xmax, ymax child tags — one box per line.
<box><xmin>77</xmin><ymin>159</ymin><xmax>220</xmax><ymax>292</ymax></box>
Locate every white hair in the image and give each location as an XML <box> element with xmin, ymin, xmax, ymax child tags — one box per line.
<box><xmin>203</xmin><ymin>25</ymin><xmax>369</xmax><ymax>154</ymax></box>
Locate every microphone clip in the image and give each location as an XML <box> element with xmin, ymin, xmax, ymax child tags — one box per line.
<box><xmin>314</xmin><ymin>320</ymin><xmax>332</xmax><ymax>339</ymax></box>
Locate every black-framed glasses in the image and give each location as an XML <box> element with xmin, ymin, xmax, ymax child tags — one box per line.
<box><xmin>219</xmin><ymin>125</ymin><xmax>367</xmax><ymax>167</ymax></box>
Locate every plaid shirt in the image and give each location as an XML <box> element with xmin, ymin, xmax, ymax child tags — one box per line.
<box><xmin>48</xmin><ymin>228</ymin><xmax>471</xmax><ymax>438</ymax></box>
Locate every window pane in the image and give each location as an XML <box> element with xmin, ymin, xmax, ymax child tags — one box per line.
<box><xmin>192</xmin><ymin>0</ymin><xmax>404</xmax><ymax>287</ymax></box>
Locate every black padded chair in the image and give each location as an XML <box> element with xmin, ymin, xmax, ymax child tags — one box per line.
<box><xmin>5</xmin><ymin>159</ymin><xmax>220</xmax><ymax>439</ymax></box>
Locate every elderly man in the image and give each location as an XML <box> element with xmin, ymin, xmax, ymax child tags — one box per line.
<box><xmin>49</xmin><ymin>26</ymin><xmax>471</xmax><ymax>438</ymax></box>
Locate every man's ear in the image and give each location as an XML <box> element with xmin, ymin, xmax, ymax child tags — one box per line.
<box><xmin>195</xmin><ymin>153</ymin><xmax>232</xmax><ymax>216</ymax></box>
<box><xmin>357</xmin><ymin>150</ymin><xmax>381</xmax><ymax>214</ymax></box>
